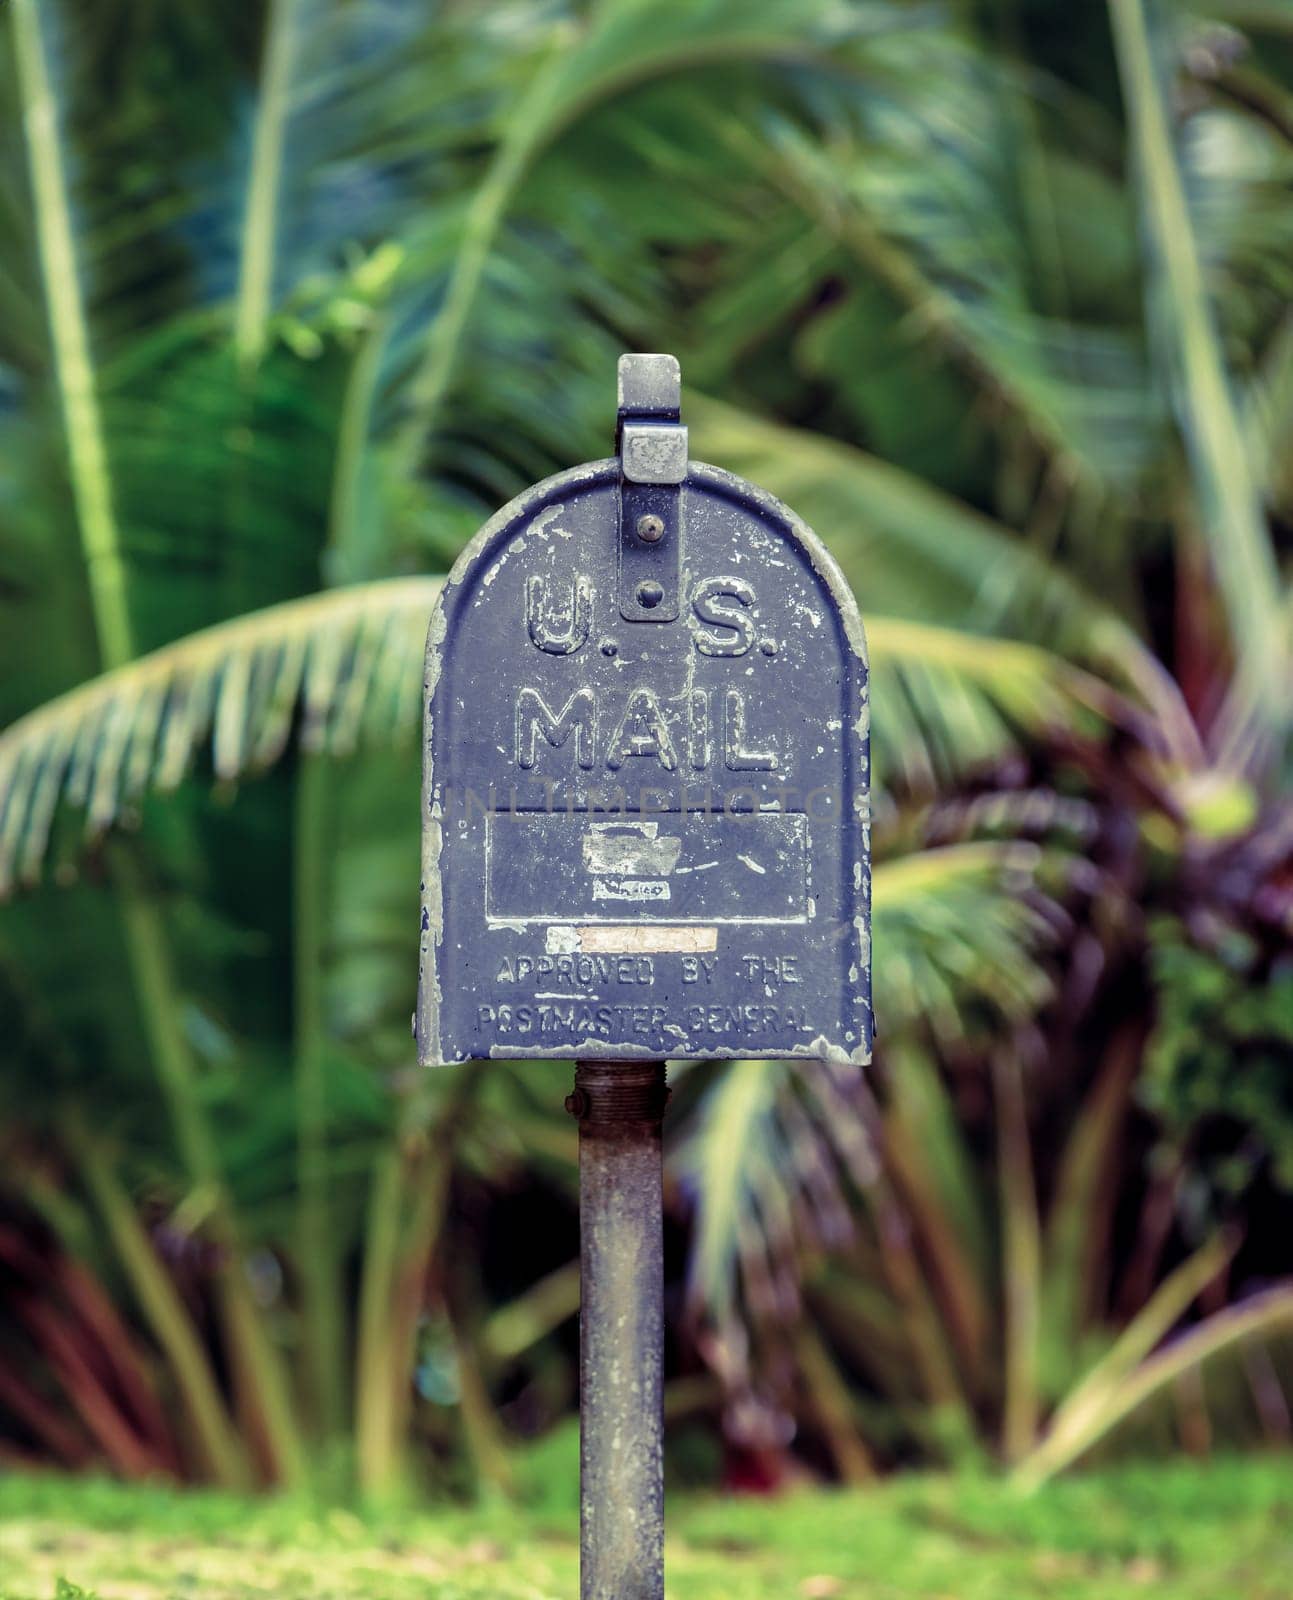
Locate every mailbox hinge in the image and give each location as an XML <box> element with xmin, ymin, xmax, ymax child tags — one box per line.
<box><xmin>616</xmin><ymin>353</ymin><xmax>686</xmax><ymax>623</ymax></box>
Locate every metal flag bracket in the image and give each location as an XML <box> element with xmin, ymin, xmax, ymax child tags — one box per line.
<box><xmin>616</xmin><ymin>352</ymin><xmax>686</xmax><ymax>623</ymax></box>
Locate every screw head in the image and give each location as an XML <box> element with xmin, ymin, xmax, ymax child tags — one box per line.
<box><xmin>636</xmin><ymin>581</ymin><xmax>664</xmax><ymax>609</ymax></box>
<box><xmin>636</xmin><ymin>513</ymin><xmax>665</xmax><ymax>544</ymax></box>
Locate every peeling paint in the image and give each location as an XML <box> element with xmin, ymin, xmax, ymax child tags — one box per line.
<box><xmin>583</xmin><ymin>821</ymin><xmax>683</xmax><ymax>877</ymax></box>
<box><xmin>417</xmin><ymin>452</ymin><xmax>871</xmax><ymax>1069</ymax></box>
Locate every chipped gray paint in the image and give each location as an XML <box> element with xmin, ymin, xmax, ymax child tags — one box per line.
<box><xmin>582</xmin><ymin>820</ymin><xmax>682</xmax><ymax>877</ymax></box>
<box><xmin>418</xmin><ymin>407</ymin><xmax>871</xmax><ymax>1070</ymax></box>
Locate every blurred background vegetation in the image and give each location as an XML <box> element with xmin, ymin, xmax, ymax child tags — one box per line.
<box><xmin>0</xmin><ymin>0</ymin><xmax>1290</xmax><ymax>1506</ymax></box>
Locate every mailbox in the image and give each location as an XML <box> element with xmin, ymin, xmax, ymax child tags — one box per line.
<box><xmin>417</xmin><ymin>354</ymin><xmax>871</xmax><ymax>1067</ymax></box>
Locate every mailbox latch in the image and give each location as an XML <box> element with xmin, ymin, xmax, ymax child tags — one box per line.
<box><xmin>616</xmin><ymin>353</ymin><xmax>686</xmax><ymax>623</ymax></box>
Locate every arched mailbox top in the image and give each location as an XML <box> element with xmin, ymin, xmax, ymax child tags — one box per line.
<box><xmin>427</xmin><ymin>457</ymin><xmax>869</xmax><ymax>682</ymax></box>
<box><xmin>419</xmin><ymin>360</ymin><xmax>871</xmax><ymax>1068</ymax></box>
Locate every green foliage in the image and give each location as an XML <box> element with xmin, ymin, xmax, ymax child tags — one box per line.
<box><xmin>1145</xmin><ymin>917</ymin><xmax>1293</xmax><ymax>1194</ymax></box>
<box><xmin>0</xmin><ymin>580</ymin><xmax>436</xmax><ymax>894</ymax></box>
<box><xmin>0</xmin><ymin>0</ymin><xmax>1290</xmax><ymax>1498</ymax></box>
<box><xmin>2</xmin><ymin>1460</ymin><xmax>1292</xmax><ymax>1599</ymax></box>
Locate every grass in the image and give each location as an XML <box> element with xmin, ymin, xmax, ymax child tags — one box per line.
<box><xmin>0</xmin><ymin>1457</ymin><xmax>1290</xmax><ymax>1599</ymax></box>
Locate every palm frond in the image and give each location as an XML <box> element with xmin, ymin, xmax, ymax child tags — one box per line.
<box><xmin>234</xmin><ymin>0</ymin><xmax>301</xmax><ymax>367</ymax></box>
<box><xmin>227</xmin><ymin>0</ymin><xmax>492</xmax><ymax>347</ymax></box>
<box><xmin>688</xmin><ymin>397</ymin><xmax>1123</xmax><ymax>645</ymax></box>
<box><xmin>725</xmin><ymin>106</ymin><xmax>1157</xmax><ymax>500</ymax></box>
<box><xmin>872</xmin><ymin>841</ymin><xmax>1067</xmax><ymax>1040</ymax></box>
<box><xmin>676</xmin><ymin>1060</ymin><xmax>799</xmax><ymax>1323</ymax></box>
<box><xmin>688</xmin><ymin>397</ymin><xmax>1198</xmax><ymax>759</ymax></box>
<box><xmin>867</xmin><ymin>617</ymin><xmax>1151</xmax><ymax>800</ymax></box>
<box><xmin>0</xmin><ymin>567</ymin><xmax>1156</xmax><ymax>899</ymax></box>
<box><xmin>1110</xmin><ymin>0</ymin><xmax>1288</xmax><ymax>746</ymax></box>
<box><xmin>678</xmin><ymin>838</ymin><xmax>1070</xmax><ymax>1325</ymax></box>
<box><xmin>394</xmin><ymin>0</ymin><xmax>935</xmax><ymax>466</ymax></box>
<box><xmin>9</xmin><ymin>0</ymin><xmax>132</xmax><ymax>669</ymax></box>
<box><xmin>1015</xmin><ymin>1275</ymin><xmax>1293</xmax><ymax>1488</ymax></box>
<box><xmin>0</xmin><ymin>579</ymin><xmax>440</xmax><ymax>895</ymax></box>
<box><xmin>1244</xmin><ymin>310</ymin><xmax>1293</xmax><ymax>511</ymax></box>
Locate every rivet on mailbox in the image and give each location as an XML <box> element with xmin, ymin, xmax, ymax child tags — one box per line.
<box><xmin>417</xmin><ymin>354</ymin><xmax>871</xmax><ymax>1600</ymax></box>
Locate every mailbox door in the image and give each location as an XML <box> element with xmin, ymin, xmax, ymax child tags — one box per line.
<box><xmin>418</xmin><ymin>457</ymin><xmax>870</xmax><ymax>1066</ymax></box>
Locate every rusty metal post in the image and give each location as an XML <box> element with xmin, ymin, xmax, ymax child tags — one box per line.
<box><xmin>566</xmin><ymin>1059</ymin><xmax>668</xmax><ymax>1600</ymax></box>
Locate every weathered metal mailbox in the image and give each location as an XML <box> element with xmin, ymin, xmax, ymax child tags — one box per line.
<box><xmin>417</xmin><ymin>355</ymin><xmax>870</xmax><ymax>1600</ymax></box>
<box><xmin>418</xmin><ymin>355</ymin><xmax>871</xmax><ymax>1068</ymax></box>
